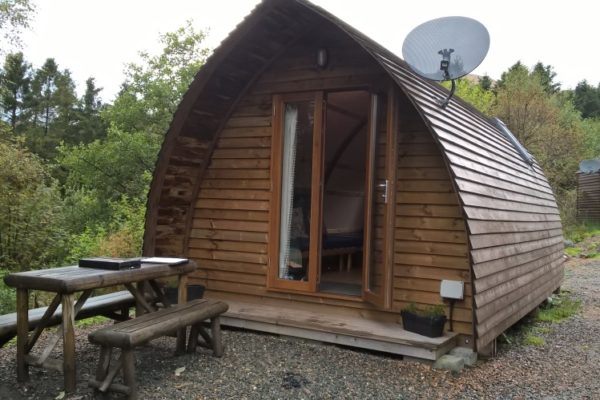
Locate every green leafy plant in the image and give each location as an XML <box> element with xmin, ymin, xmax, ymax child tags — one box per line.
<box><xmin>537</xmin><ymin>293</ymin><xmax>581</xmax><ymax>322</ymax></box>
<box><xmin>524</xmin><ymin>335</ymin><xmax>545</xmax><ymax>347</ymax></box>
<box><xmin>402</xmin><ymin>302</ymin><xmax>446</xmax><ymax>317</ymax></box>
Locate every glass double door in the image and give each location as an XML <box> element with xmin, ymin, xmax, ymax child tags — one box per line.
<box><xmin>270</xmin><ymin>89</ymin><xmax>390</xmax><ymax>308</ymax></box>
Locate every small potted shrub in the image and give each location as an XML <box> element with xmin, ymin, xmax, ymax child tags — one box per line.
<box><xmin>400</xmin><ymin>303</ymin><xmax>447</xmax><ymax>337</ymax></box>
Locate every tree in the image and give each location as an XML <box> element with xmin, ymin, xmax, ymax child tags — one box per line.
<box><xmin>573</xmin><ymin>80</ymin><xmax>600</xmax><ymax>119</ymax></box>
<box><xmin>446</xmin><ymin>78</ymin><xmax>495</xmax><ymax>116</ymax></box>
<box><xmin>493</xmin><ymin>63</ymin><xmax>584</xmax><ymax>220</ymax></box>
<box><xmin>532</xmin><ymin>62</ymin><xmax>561</xmax><ymax>94</ymax></box>
<box><xmin>0</xmin><ymin>0</ymin><xmax>35</xmax><ymax>51</ymax></box>
<box><xmin>103</xmin><ymin>21</ymin><xmax>210</xmax><ymax>138</ymax></box>
<box><xmin>478</xmin><ymin>74</ymin><xmax>493</xmax><ymax>91</ymax></box>
<box><xmin>0</xmin><ymin>139</ymin><xmax>66</xmax><ymax>271</ymax></box>
<box><xmin>0</xmin><ymin>51</ymin><xmax>30</xmax><ymax>132</ymax></box>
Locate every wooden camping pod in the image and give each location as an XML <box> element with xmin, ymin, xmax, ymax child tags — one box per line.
<box><xmin>144</xmin><ymin>0</ymin><xmax>564</xmax><ymax>354</ymax></box>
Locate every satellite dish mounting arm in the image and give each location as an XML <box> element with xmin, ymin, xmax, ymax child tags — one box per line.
<box><xmin>438</xmin><ymin>48</ymin><xmax>455</xmax><ymax>109</ymax></box>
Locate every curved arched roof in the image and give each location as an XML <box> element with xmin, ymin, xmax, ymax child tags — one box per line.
<box><xmin>144</xmin><ymin>0</ymin><xmax>563</xmax><ymax>350</ymax></box>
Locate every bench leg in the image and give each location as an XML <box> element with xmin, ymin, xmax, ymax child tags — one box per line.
<box><xmin>92</xmin><ymin>345</ymin><xmax>112</xmax><ymax>399</ymax></box>
<box><xmin>122</xmin><ymin>349</ymin><xmax>137</xmax><ymax>400</ymax></box>
<box><xmin>187</xmin><ymin>325</ymin><xmax>199</xmax><ymax>353</ymax></box>
<box><xmin>210</xmin><ymin>316</ymin><xmax>223</xmax><ymax>357</ymax></box>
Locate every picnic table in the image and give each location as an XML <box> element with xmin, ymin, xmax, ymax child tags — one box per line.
<box><xmin>3</xmin><ymin>259</ymin><xmax>198</xmax><ymax>393</ymax></box>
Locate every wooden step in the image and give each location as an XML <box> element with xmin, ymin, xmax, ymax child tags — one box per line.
<box><xmin>220</xmin><ymin>300</ymin><xmax>457</xmax><ymax>360</ymax></box>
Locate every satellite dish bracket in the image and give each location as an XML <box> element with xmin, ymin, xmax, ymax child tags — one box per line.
<box><xmin>437</xmin><ymin>78</ymin><xmax>456</xmax><ymax>109</ymax></box>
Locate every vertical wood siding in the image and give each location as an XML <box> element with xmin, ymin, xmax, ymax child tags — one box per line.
<box><xmin>577</xmin><ymin>172</ymin><xmax>600</xmax><ymax>222</ymax></box>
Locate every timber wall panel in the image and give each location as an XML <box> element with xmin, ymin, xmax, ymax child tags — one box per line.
<box><xmin>392</xmin><ymin>100</ymin><xmax>472</xmax><ymax>336</ymax></box>
<box><xmin>577</xmin><ymin>172</ymin><xmax>600</xmax><ymax>223</ymax></box>
<box><xmin>366</xmin><ymin>50</ymin><xmax>564</xmax><ymax>350</ymax></box>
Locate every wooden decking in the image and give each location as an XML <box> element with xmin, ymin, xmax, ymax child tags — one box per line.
<box><xmin>220</xmin><ymin>300</ymin><xmax>457</xmax><ymax>360</ymax></box>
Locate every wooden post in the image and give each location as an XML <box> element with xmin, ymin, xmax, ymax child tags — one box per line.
<box><xmin>61</xmin><ymin>293</ymin><xmax>76</xmax><ymax>393</ymax></box>
<box><xmin>16</xmin><ymin>288</ymin><xmax>29</xmax><ymax>382</ymax></box>
<box><xmin>175</xmin><ymin>274</ymin><xmax>189</xmax><ymax>353</ymax></box>
<box><xmin>211</xmin><ymin>316</ymin><xmax>223</xmax><ymax>357</ymax></box>
<box><xmin>122</xmin><ymin>350</ymin><xmax>137</xmax><ymax>400</ymax></box>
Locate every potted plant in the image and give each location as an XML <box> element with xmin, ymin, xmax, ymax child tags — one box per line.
<box><xmin>400</xmin><ymin>303</ymin><xmax>447</xmax><ymax>337</ymax></box>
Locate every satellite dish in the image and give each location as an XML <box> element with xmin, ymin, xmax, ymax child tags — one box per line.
<box><xmin>402</xmin><ymin>16</ymin><xmax>490</xmax><ymax>108</ymax></box>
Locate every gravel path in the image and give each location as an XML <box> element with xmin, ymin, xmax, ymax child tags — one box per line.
<box><xmin>1</xmin><ymin>258</ymin><xmax>598</xmax><ymax>400</ymax></box>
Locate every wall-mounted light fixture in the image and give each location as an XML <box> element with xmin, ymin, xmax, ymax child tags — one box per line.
<box><xmin>317</xmin><ymin>48</ymin><xmax>328</xmax><ymax>69</ymax></box>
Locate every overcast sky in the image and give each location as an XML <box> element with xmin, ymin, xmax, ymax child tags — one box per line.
<box><xmin>20</xmin><ymin>0</ymin><xmax>600</xmax><ymax>102</ymax></box>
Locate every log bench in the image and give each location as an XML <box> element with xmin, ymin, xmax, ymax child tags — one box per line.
<box><xmin>88</xmin><ymin>298</ymin><xmax>228</xmax><ymax>400</ymax></box>
<box><xmin>0</xmin><ymin>290</ymin><xmax>135</xmax><ymax>347</ymax></box>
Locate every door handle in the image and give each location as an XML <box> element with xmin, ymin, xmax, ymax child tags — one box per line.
<box><xmin>376</xmin><ymin>180</ymin><xmax>389</xmax><ymax>204</ymax></box>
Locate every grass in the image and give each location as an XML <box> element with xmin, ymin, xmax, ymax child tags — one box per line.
<box><xmin>564</xmin><ymin>247</ymin><xmax>582</xmax><ymax>257</ymax></box>
<box><xmin>564</xmin><ymin>223</ymin><xmax>600</xmax><ymax>244</ymax></box>
<box><xmin>499</xmin><ymin>291</ymin><xmax>581</xmax><ymax>349</ymax></box>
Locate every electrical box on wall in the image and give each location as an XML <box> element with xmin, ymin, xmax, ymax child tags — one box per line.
<box><xmin>440</xmin><ymin>280</ymin><xmax>464</xmax><ymax>300</ymax></box>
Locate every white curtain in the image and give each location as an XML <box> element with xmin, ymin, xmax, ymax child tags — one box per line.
<box><xmin>279</xmin><ymin>104</ymin><xmax>299</xmax><ymax>279</ymax></box>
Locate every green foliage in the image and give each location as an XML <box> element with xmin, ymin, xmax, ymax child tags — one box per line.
<box><xmin>0</xmin><ymin>269</ymin><xmax>15</xmax><ymax>314</ymax></box>
<box><xmin>0</xmin><ymin>51</ymin><xmax>31</xmax><ymax>132</ymax></box>
<box><xmin>103</xmin><ymin>21</ymin><xmax>209</xmax><ymax>138</ymax></box>
<box><xmin>581</xmin><ymin>118</ymin><xmax>600</xmax><ymax>159</ymax></box>
<box><xmin>0</xmin><ymin>0</ymin><xmax>35</xmax><ymax>50</ymax></box>
<box><xmin>402</xmin><ymin>302</ymin><xmax>446</xmax><ymax>317</ymax></box>
<box><xmin>443</xmin><ymin>78</ymin><xmax>495</xmax><ymax>116</ymax></box>
<box><xmin>0</xmin><ymin>139</ymin><xmax>67</xmax><ymax>271</ymax></box>
<box><xmin>563</xmin><ymin>222</ymin><xmax>600</xmax><ymax>243</ymax></box>
<box><xmin>573</xmin><ymin>80</ymin><xmax>600</xmax><ymax>119</ymax></box>
<box><xmin>524</xmin><ymin>334</ymin><xmax>545</xmax><ymax>347</ymax></box>
<box><xmin>537</xmin><ymin>293</ymin><xmax>581</xmax><ymax>322</ymax></box>
<box><xmin>564</xmin><ymin>247</ymin><xmax>581</xmax><ymax>257</ymax></box>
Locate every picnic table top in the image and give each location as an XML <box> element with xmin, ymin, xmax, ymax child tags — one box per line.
<box><xmin>3</xmin><ymin>261</ymin><xmax>198</xmax><ymax>293</ymax></box>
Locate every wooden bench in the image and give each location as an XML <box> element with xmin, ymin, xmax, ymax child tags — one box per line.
<box><xmin>0</xmin><ymin>290</ymin><xmax>136</xmax><ymax>347</ymax></box>
<box><xmin>88</xmin><ymin>298</ymin><xmax>228</xmax><ymax>399</ymax></box>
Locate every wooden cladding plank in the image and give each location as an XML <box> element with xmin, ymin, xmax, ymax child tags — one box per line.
<box><xmin>194</xmin><ymin>209</ymin><xmax>269</xmax><ymax>222</ymax></box>
<box><xmin>225</xmin><ymin>116</ymin><xmax>271</xmax><ymax>128</ymax></box>
<box><xmin>250</xmin><ymin>73</ymin><xmax>386</xmax><ymax>94</ymax></box>
<box><xmin>470</xmin><ymin>228</ymin><xmax>564</xmax><ymax>250</ymax></box>
<box><xmin>394</xmin><ymin>253</ymin><xmax>469</xmax><ymax>270</ymax></box>
<box><xmin>192</xmin><ymin>218</ymin><xmax>269</xmax><ymax>232</ymax></box>
<box><xmin>395</xmin><ymin>228</ymin><xmax>467</xmax><ymax>244</ymax></box>
<box><xmin>194</xmin><ymin>269</ymin><xmax>266</xmax><ymax>286</ymax></box>
<box><xmin>455</xmin><ymin>179</ymin><xmax>559</xmax><ymax>208</ymax></box>
<box><xmin>189</xmin><ymin>238</ymin><xmax>268</xmax><ymax>254</ymax></box>
<box><xmin>195</xmin><ymin>199</ymin><xmax>269</xmax><ymax>211</ymax></box>
<box><xmin>392</xmin><ymin>290</ymin><xmax>471</xmax><ymax>315</ymax></box>
<box><xmin>394</xmin><ymin>277</ymin><xmax>472</xmax><ymax>297</ymax></box>
<box><xmin>190</xmin><ymin>259</ymin><xmax>266</xmax><ymax>275</ymax></box>
<box><xmin>474</xmin><ymin>256</ymin><xmax>564</xmax><ymax>313</ymax></box>
<box><xmin>217</xmin><ymin>137</ymin><xmax>271</xmax><ymax>149</ymax></box>
<box><xmin>398</xmin><ymin>180</ymin><xmax>454</xmax><ymax>192</ymax></box>
<box><xmin>398</xmin><ymin>155</ymin><xmax>446</xmax><ymax>168</ymax></box>
<box><xmin>474</xmin><ymin>249</ymin><xmax>564</xmax><ymax>294</ymax></box>
<box><xmin>394</xmin><ymin>264</ymin><xmax>470</xmax><ymax>281</ymax></box>
<box><xmin>396</xmin><ymin>216</ymin><xmax>466</xmax><ymax>231</ymax></box>
<box><xmin>190</xmin><ymin>228</ymin><xmax>268</xmax><ymax>243</ymax></box>
<box><xmin>212</xmin><ymin>148</ymin><xmax>271</xmax><ymax>159</ymax></box>
<box><xmin>219</xmin><ymin>126</ymin><xmax>272</xmax><ymax>138</ymax></box>
<box><xmin>396</xmin><ymin>204</ymin><xmax>462</xmax><ymax>218</ymax></box>
<box><xmin>397</xmin><ymin>168</ymin><xmax>451</xmax><ymax>180</ymax></box>
<box><xmin>197</xmin><ymin>189</ymin><xmax>271</xmax><ymax>201</ymax></box>
<box><xmin>208</xmin><ymin>159</ymin><xmax>271</xmax><ymax>169</ymax></box>
<box><xmin>201</xmin><ymin>179</ymin><xmax>271</xmax><ymax>190</ymax></box>
<box><xmin>468</xmin><ymin>220</ymin><xmax>563</xmax><ymax>235</ymax></box>
<box><xmin>204</xmin><ymin>169</ymin><xmax>270</xmax><ymax>180</ymax></box>
<box><xmin>476</xmin><ymin>268</ymin><xmax>562</xmax><ymax>342</ymax></box>
<box><xmin>446</xmin><ymin>152</ymin><xmax>554</xmax><ymax>196</ymax></box>
<box><xmin>460</xmin><ymin>193</ymin><xmax>559</xmax><ymax>215</ymax></box>
<box><xmin>452</xmin><ymin>165</ymin><xmax>556</xmax><ymax>202</ymax></box>
<box><xmin>394</xmin><ymin>241</ymin><xmax>468</xmax><ymax>257</ymax></box>
<box><xmin>472</xmin><ymin>242</ymin><xmax>564</xmax><ymax>279</ymax></box>
<box><xmin>188</xmin><ymin>248</ymin><xmax>268</xmax><ymax>265</ymax></box>
<box><xmin>397</xmin><ymin>192</ymin><xmax>459</xmax><ymax>205</ymax></box>
<box><xmin>470</xmin><ymin>235</ymin><xmax>564</xmax><ymax>264</ymax></box>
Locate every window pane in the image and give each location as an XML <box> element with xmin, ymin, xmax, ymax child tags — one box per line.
<box><xmin>279</xmin><ymin>100</ymin><xmax>314</xmax><ymax>280</ymax></box>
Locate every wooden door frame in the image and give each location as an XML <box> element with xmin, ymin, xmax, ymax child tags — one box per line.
<box><xmin>268</xmin><ymin>92</ymin><xmax>323</xmax><ymax>292</ymax></box>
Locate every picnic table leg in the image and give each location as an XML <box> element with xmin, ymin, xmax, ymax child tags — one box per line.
<box><xmin>62</xmin><ymin>293</ymin><xmax>76</xmax><ymax>393</ymax></box>
<box><xmin>16</xmin><ymin>288</ymin><xmax>29</xmax><ymax>382</ymax></box>
<box><xmin>175</xmin><ymin>274</ymin><xmax>189</xmax><ymax>353</ymax></box>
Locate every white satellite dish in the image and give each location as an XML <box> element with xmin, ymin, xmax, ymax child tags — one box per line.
<box><xmin>402</xmin><ymin>16</ymin><xmax>490</xmax><ymax>108</ymax></box>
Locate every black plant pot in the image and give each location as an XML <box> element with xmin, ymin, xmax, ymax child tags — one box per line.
<box><xmin>401</xmin><ymin>311</ymin><xmax>447</xmax><ymax>338</ymax></box>
<box><xmin>164</xmin><ymin>284</ymin><xmax>205</xmax><ymax>304</ymax></box>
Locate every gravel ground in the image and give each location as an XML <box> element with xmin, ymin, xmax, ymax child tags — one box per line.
<box><xmin>0</xmin><ymin>258</ymin><xmax>598</xmax><ymax>400</ymax></box>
